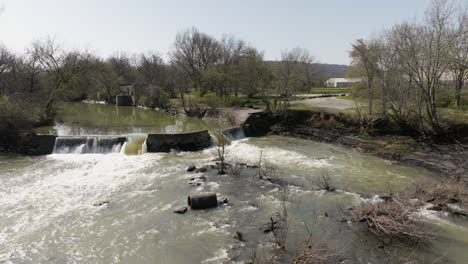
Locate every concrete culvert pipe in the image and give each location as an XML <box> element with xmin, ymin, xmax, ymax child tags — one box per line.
<box><xmin>187</xmin><ymin>192</ymin><xmax>218</xmax><ymax>209</ymax></box>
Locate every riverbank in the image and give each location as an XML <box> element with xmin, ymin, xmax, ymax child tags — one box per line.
<box><xmin>242</xmin><ymin>110</ymin><xmax>468</xmax><ymax>179</ymax></box>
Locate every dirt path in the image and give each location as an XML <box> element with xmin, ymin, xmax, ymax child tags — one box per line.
<box><xmin>291</xmin><ymin>97</ymin><xmax>356</xmax><ymax>110</ymax></box>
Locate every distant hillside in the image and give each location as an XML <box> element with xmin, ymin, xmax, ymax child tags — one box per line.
<box><xmin>312</xmin><ymin>63</ymin><xmax>348</xmax><ymax>78</ymax></box>
<box><xmin>264</xmin><ymin>61</ymin><xmax>349</xmax><ymax>79</ymax></box>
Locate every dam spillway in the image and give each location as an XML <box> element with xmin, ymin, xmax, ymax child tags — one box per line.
<box><xmin>53</xmin><ymin>136</ymin><xmax>126</xmax><ymax>154</ymax></box>
<box><xmin>24</xmin><ymin>127</ymin><xmax>248</xmax><ymax>155</ymax></box>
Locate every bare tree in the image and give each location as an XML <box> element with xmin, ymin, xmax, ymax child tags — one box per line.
<box><xmin>107</xmin><ymin>52</ymin><xmax>135</xmax><ymax>84</ymax></box>
<box><xmin>34</xmin><ymin>37</ymin><xmax>87</xmax><ymax>117</ymax></box>
<box><xmin>24</xmin><ymin>44</ymin><xmax>44</xmax><ymax>93</ymax></box>
<box><xmin>298</xmin><ymin>48</ymin><xmax>317</xmax><ymax>94</ymax></box>
<box><xmin>276</xmin><ymin>48</ymin><xmax>303</xmax><ymax>96</ymax></box>
<box><xmin>391</xmin><ymin>0</ymin><xmax>463</xmax><ymax>132</ymax></box>
<box><xmin>350</xmin><ymin>39</ymin><xmax>380</xmax><ymax>115</ymax></box>
<box><xmin>0</xmin><ymin>45</ymin><xmax>14</xmax><ymax>95</ymax></box>
<box><xmin>350</xmin><ymin>0</ymin><xmax>468</xmax><ymax>133</ymax></box>
<box><xmin>449</xmin><ymin>10</ymin><xmax>468</xmax><ymax>107</ymax></box>
<box><xmin>170</xmin><ymin>27</ymin><xmax>222</xmax><ymax>92</ymax></box>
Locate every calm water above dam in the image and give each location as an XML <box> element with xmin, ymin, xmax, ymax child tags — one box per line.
<box><xmin>35</xmin><ymin>102</ymin><xmax>215</xmax><ymax>135</ymax></box>
<box><xmin>1</xmin><ymin>103</ymin><xmax>468</xmax><ymax>263</ymax></box>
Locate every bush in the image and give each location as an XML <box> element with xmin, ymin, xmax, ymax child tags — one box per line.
<box><xmin>416</xmin><ymin>179</ymin><xmax>468</xmax><ymax>212</ymax></box>
<box><xmin>0</xmin><ymin>96</ymin><xmax>36</xmax><ymax>150</ymax></box>
<box><xmin>200</xmin><ymin>92</ymin><xmax>222</xmax><ymax>109</ymax></box>
<box><xmin>435</xmin><ymin>89</ymin><xmax>453</xmax><ymax>108</ymax></box>
<box><xmin>226</xmin><ymin>96</ymin><xmax>244</xmax><ymax>107</ymax></box>
<box><xmin>138</xmin><ymin>96</ymin><xmax>151</xmax><ymax>107</ymax></box>
<box><xmin>156</xmin><ymin>90</ymin><xmax>170</xmax><ymax>108</ymax></box>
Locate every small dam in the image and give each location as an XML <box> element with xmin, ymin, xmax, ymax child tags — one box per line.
<box><xmin>23</xmin><ymin>127</ymin><xmax>246</xmax><ymax>155</ymax></box>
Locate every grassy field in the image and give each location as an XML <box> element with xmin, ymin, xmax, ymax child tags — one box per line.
<box><xmin>306</xmin><ymin>87</ymin><xmax>351</xmax><ymax>95</ymax></box>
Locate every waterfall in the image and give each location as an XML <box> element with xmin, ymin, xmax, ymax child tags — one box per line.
<box><xmin>222</xmin><ymin>126</ymin><xmax>246</xmax><ymax>141</ymax></box>
<box><xmin>120</xmin><ymin>134</ymin><xmax>148</xmax><ymax>155</ymax></box>
<box><xmin>53</xmin><ymin>136</ymin><xmax>125</xmax><ymax>154</ymax></box>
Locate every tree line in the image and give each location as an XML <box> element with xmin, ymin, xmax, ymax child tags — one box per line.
<box><xmin>0</xmin><ymin>28</ymin><xmax>324</xmax><ymax>147</ymax></box>
<box><xmin>349</xmin><ymin>0</ymin><xmax>468</xmax><ymax>134</ymax></box>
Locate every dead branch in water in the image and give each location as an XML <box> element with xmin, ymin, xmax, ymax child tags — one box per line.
<box><xmin>352</xmin><ymin>196</ymin><xmax>434</xmax><ymax>243</ymax></box>
<box><xmin>292</xmin><ymin>234</ymin><xmax>340</xmax><ymax>264</ymax></box>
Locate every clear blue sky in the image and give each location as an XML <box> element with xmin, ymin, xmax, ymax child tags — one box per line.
<box><xmin>0</xmin><ymin>0</ymin><xmax>435</xmax><ymax>65</ymax></box>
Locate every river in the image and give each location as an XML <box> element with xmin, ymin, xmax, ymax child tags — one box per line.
<box><xmin>1</xmin><ymin>103</ymin><xmax>467</xmax><ymax>263</ymax></box>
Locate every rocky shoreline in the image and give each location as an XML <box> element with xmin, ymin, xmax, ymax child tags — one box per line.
<box><xmin>242</xmin><ymin>110</ymin><xmax>468</xmax><ymax>179</ymax></box>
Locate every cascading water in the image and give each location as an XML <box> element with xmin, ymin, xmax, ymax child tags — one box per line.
<box><xmin>53</xmin><ymin>136</ymin><xmax>125</xmax><ymax>154</ymax></box>
<box><xmin>120</xmin><ymin>134</ymin><xmax>148</xmax><ymax>155</ymax></box>
<box><xmin>222</xmin><ymin>126</ymin><xmax>246</xmax><ymax>141</ymax></box>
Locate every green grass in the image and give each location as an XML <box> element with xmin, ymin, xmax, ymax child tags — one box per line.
<box><xmin>439</xmin><ymin>107</ymin><xmax>468</xmax><ymax>124</ymax></box>
<box><xmin>288</xmin><ymin>104</ymin><xmax>326</xmax><ymax>111</ymax></box>
<box><xmin>306</xmin><ymin>87</ymin><xmax>351</xmax><ymax>95</ymax></box>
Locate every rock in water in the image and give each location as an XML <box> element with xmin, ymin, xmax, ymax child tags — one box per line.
<box><xmin>93</xmin><ymin>201</ymin><xmax>110</xmax><ymax>206</ymax></box>
<box><xmin>219</xmin><ymin>198</ymin><xmax>229</xmax><ymax>205</ymax></box>
<box><xmin>235</xmin><ymin>231</ymin><xmax>245</xmax><ymax>242</ymax></box>
<box><xmin>174</xmin><ymin>207</ymin><xmax>188</xmax><ymax>214</ymax></box>
<box><xmin>187</xmin><ymin>165</ymin><xmax>196</xmax><ymax>172</ymax></box>
<box><xmin>196</xmin><ymin>167</ymin><xmax>207</xmax><ymax>173</ymax></box>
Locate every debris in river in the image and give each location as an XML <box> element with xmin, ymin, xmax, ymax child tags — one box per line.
<box><xmin>336</xmin><ymin>217</ymin><xmax>348</xmax><ymax>223</ymax></box>
<box><xmin>352</xmin><ymin>197</ymin><xmax>434</xmax><ymax>243</ymax></box>
<box><xmin>188</xmin><ymin>192</ymin><xmax>218</xmax><ymax>209</ymax></box>
<box><xmin>174</xmin><ymin>207</ymin><xmax>188</xmax><ymax>214</ymax></box>
<box><xmin>316</xmin><ymin>174</ymin><xmax>336</xmax><ymax>192</ymax></box>
<box><xmin>262</xmin><ymin>213</ymin><xmax>280</xmax><ymax>233</ymax></box>
<box><xmin>379</xmin><ymin>193</ymin><xmax>393</xmax><ymax>202</ymax></box>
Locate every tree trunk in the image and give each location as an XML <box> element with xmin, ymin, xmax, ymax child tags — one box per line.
<box><xmin>454</xmin><ymin>69</ymin><xmax>465</xmax><ymax>107</ymax></box>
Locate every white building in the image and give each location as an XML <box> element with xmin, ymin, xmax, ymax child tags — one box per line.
<box><xmin>325</xmin><ymin>78</ymin><xmax>362</xmax><ymax>88</ymax></box>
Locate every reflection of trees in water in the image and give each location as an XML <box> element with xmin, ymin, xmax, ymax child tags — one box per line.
<box><xmin>54</xmin><ymin>102</ymin><xmax>215</xmax><ymax>134</ymax></box>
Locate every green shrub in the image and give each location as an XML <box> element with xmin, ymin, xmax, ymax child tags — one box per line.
<box><xmin>226</xmin><ymin>96</ymin><xmax>243</xmax><ymax>107</ymax></box>
<box><xmin>138</xmin><ymin>96</ymin><xmax>151</xmax><ymax>107</ymax></box>
<box><xmin>156</xmin><ymin>90</ymin><xmax>170</xmax><ymax>108</ymax></box>
<box><xmin>0</xmin><ymin>96</ymin><xmax>35</xmax><ymax>149</ymax></box>
<box><xmin>200</xmin><ymin>92</ymin><xmax>222</xmax><ymax>109</ymax></box>
<box><xmin>435</xmin><ymin>89</ymin><xmax>453</xmax><ymax>108</ymax></box>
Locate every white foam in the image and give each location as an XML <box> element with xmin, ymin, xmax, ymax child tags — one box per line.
<box><xmin>226</xmin><ymin>140</ymin><xmax>332</xmax><ymax>169</ymax></box>
<box><xmin>202</xmin><ymin>248</ymin><xmax>229</xmax><ymax>264</ymax></box>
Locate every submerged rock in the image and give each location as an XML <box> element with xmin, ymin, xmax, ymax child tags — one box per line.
<box><xmin>427</xmin><ymin>204</ymin><xmax>444</xmax><ymax>211</ymax></box>
<box><xmin>235</xmin><ymin>231</ymin><xmax>245</xmax><ymax>242</ymax></box>
<box><xmin>187</xmin><ymin>165</ymin><xmax>197</xmax><ymax>172</ymax></box>
<box><xmin>174</xmin><ymin>207</ymin><xmax>188</xmax><ymax>214</ymax></box>
<box><xmin>196</xmin><ymin>167</ymin><xmax>208</xmax><ymax>173</ymax></box>
<box><xmin>219</xmin><ymin>198</ymin><xmax>229</xmax><ymax>205</ymax></box>
<box><xmin>93</xmin><ymin>201</ymin><xmax>110</xmax><ymax>206</ymax></box>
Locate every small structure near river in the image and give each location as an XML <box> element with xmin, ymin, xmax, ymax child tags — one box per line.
<box><xmin>116</xmin><ymin>84</ymin><xmax>135</xmax><ymax>106</ymax></box>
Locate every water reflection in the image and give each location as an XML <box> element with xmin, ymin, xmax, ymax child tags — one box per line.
<box><xmin>35</xmin><ymin>102</ymin><xmax>215</xmax><ymax>135</ymax></box>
